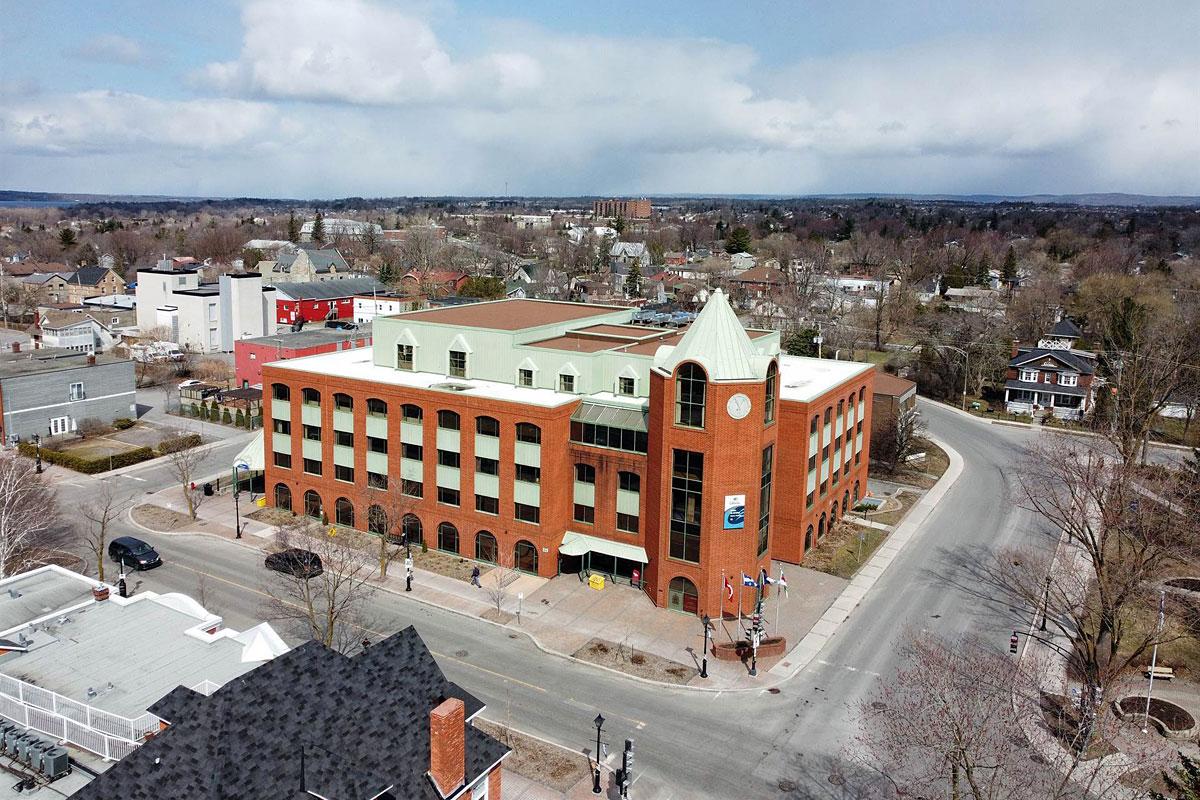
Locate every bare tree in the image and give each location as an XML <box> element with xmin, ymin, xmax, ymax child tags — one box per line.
<box><xmin>869</xmin><ymin>406</ymin><xmax>925</xmax><ymax>473</ymax></box>
<box><xmin>373</xmin><ymin>492</ymin><xmax>416</xmax><ymax>578</ymax></box>
<box><xmin>263</xmin><ymin>516</ymin><xmax>376</xmax><ymax>653</ymax></box>
<box><xmin>80</xmin><ymin>482</ymin><xmax>131</xmax><ymax>583</ymax></box>
<box><xmin>483</xmin><ymin>553</ymin><xmax>521</xmax><ymax>616</ymax></box>
<box><xmin>164</xmin><ymin>434</ymin><xmax>206</xmax><ymax>519</ymax></box>
<box><xmin>0</xmin><ymin>453</ymin><xmax>65</xmax><ymax>577</ymax></box>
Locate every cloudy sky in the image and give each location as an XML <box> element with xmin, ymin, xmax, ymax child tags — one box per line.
<box><xmin>2</xmin><ymin>0</ymin><xmax>1198</xmax><ymax>198</ymax></box>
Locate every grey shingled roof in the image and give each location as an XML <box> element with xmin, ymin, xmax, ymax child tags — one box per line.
<box><xmin>1010</xmin><ymin>347</ymin><xmax>1094</xmax><ymax>374</ymax></box>
<box><xmin>276</xmin><ymin>246</ymin><xmax>349</xmax><ymax>274</ymax></box>
<box><xmin>271</xmin><ymin>278</ymin><xmax>384</xmax><ymax>300</ymax></box>
<box><xmin>1048</xmin><ymin>318</ymin><xmax>1082</xmax><ymax>338</ymax></box>
<box><xmin>74</xmin><ymin>626</ymin><xmax>508</xmax><ymax>800</ymax></box>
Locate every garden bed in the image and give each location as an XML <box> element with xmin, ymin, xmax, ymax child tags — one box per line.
<box><xmin>472</xmin><ymin>719</ymin><xmax>591</xmax><ymax>793</ymax></box>
<box><xmin>801</xmin><ymin>522</ymin><xmax>890</xmax><ymax>579</ymax></box>
<box><xmin>572</xmin><ymin>638</ymin><xmax>695</xmax><ymax>684</ymax></box>
<box><xmin>1114</xmin><ymin>696</ymin><xmax>1198</xmax><ymax>740</ymax></box>
<box><xmin>132</xmin><ymin>504</ymin><xmax>200</xmax><ymax>532</ymax></box>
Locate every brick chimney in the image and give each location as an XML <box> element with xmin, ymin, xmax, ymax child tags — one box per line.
<box><xmin>429</xmin><ymin>697</ymin><xmax>465</xmax><ymax>796</ymax></box>
<box><xmin>86</xmin><ymin>354</ymin><xmax>96</xmax><ymax>365</ymax></box>
<box><xmin>10</xmin><ymin>342</ymin><xmax>18</xmax><ymax>353</ymax></box>
<box><xmin>1011</xmin><ymin>339</ymin><xmax>1021</xmax><ymax>358</ymax></box>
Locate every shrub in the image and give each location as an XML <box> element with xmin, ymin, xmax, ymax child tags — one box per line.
<box><xmin>156</xmin><ymin>433</ymin><xmax>202</xmax><ymax>454</ymax></box>
<box><xmin>221</xmin><ymin>408</ymin><xmax>233</xmax><ymax>424</ymax></box>
<box><xmin>112</xmin><ymin>418</ymin><xmax>135</xmax><ymax>430</ymax></box>
<box><xmin>190</xmin><ymin>403</ymin><xmax>200</xmax><ymax>418</ymax></box>
<box><xmin>235</xmin><ymin>409</ymin><xmax>245</xmax><ymax>427</ymax></box>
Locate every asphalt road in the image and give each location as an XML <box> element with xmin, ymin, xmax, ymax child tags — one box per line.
<box><xmin>50</xmin><ymin>403</ymin><xmax>1185</xmax><ymax>798</ymax></box>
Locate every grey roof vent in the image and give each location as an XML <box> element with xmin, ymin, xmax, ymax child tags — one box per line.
<box><xmin>430</xmin><ymin>382</ymin><xmax>471</xmax><ymax>392</ymax></box>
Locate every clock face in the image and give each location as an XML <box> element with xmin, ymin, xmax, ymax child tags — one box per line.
<box><xmin>727</xmin><ymin>393</ymin><xmax>752</xmax><ymax>420</ymax></box>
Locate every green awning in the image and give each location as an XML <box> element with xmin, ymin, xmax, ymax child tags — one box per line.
<box><xmin>232</xmin><ymin>430</ymin><xmax>265</xmax><ymax>472</ymax></box>
<box><xmin>560</xmin><ymin>531</ymin><xmax>649</xmax><ymax>563</ymax></box>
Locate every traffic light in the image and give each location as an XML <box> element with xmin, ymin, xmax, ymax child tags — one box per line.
<box><xmin>1009</xmin><ymin>631</ymin><xmax>1019</xmax><ymax>654</ymax></box>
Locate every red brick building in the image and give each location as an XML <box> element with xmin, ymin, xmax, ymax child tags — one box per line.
<box><xmin>235</xmin><ymin>326</ymin><xmax>373</xmax><ymax>388</ymax></box>
<box><xmin>593</xmin><ymin>198</ymin><xmax>652</xmax><ymax>220</ymax></box>
<box><xmin>262</xmin><ymin>292</ymin><xmax>872</xmax><ymax>617</ymax></box>
<box><xmin>272</xmin><ymin>278</ymin><xmax>384</xmax><ymax>327</ymax></box>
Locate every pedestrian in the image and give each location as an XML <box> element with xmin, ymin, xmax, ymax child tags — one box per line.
<box><xmin>471</xmin><ymin>565</ymin><xmax>481</xmax><ymax>588</ymax></box>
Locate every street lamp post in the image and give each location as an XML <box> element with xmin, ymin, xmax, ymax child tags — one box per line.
<box><xmin>700</xmin><ymin>614</ymin><xmax>712</xmax><ymax>679</ymax></box>
<box><xmin>592</xmin><ymin>713</ymin><xmax>605</xmax><ymax>794</ymax></box>
<box><xmin>32</xmin><ymin>434</ymin><xmax>42</xmax><ymax>474</ymax></box>
<box><xmin>1040</xmin><ymin>574</ymin><xmax>1051</xmax><ymax>632</ymax></box>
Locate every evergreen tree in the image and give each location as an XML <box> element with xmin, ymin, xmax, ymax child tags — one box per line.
<box><xmin>377</xmin><ymin>259</ymin><xmax>396</xmax><ymax>285</ymax></box>
<box><xmin>783</xmin><ymin>327</ymin><xmax>818</xmax><ymax>357</ymax></box>
<box><xmin>1002</xmin><ymin>245</ymin><xmax>1018</xmax><ymax>283</ymax></box>
<box><xmin>974</xmin><ymin>252</ymin><xmax>992</xmax><ymax>285</ymax></box>
<box><xmin>624</xmin><ymin>263</ymin><xmax>643</xmax><ymax>298</ymax></box>
<box><xmin>611</xmin><ymin>216</ymin><xmax>626</xmax><ymax>235</ymax></box>
<box><xmin>311</xmin><ymin>211</ymin><xmax>325</xmax><ymax>244</ymax></box>
<box><xmin>725</xmin><ymin>226</ymin><xmax>753</xmax><ymax>254</ymax></box>
<box><xmin>286</xmin><ymin>210</ymin><xmax>300</xmax><ymax>243</ymax></box>
<box><xmin>1152</xmin><ymin>751</ymin><xmax>1200</xmax><ymax>800</ymax></box>
<box><xmin>58</xmin><ymin>228</ymin><xmax>77</xmax><ymax>251</ymax></box>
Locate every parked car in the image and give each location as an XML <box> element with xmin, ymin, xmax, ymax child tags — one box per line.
<box><xmin>178</xmin><ymin>379</ymin><xmax>204</xmax><ymax>390</ymax></box>
<box><xmin>108</xmin><ymin>536</ymin><xmax>162</xmax><ymax>570</ymax></box>
<box><xmin>265</xmin><ymin>548</ymin><xmax>323</xmax><ymax>579</ymax></box>
<box><xmin>324</xmin><ymin>320</ymin><xmax>357</xmax><ymax>330</ymax></box>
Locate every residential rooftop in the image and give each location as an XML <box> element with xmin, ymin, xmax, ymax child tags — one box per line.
<box><xmin>270</xmin><ymin>277</ymin><xmax>385</xmax><ymax>300</ymax></box>
<box><xmin>241</xmin><ymin>322</ymin><xmax>373</xmax><ymax>350</ymax></box>
<box><xmin>0</xmin><ymin>347</ymin><xmax>127</xmax><ymax>379</ymax></box>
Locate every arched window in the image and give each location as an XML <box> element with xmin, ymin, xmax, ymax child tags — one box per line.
<box><xmin>818</xmin><ymin>513</ymin><xmax>826</xmax><ymax>540</ymax></box>
<box><xmin>334</xmin><ymin>393</ymin><xmax>353</xmax><ymax>411</ymax></box>
<box><xmin>515</xmin><ymin>422</ymin><xmax>541</xmax><ymax>444</ymax></box>
<box><xmin>667</xmin><ymin>576</ymin><xmax>699</xmax><ymax>614</ymax></box>
<box><xmin>274</xmin><ymin>483</ymin><xmax>292</xmax><ymax>511</ymax></box>
<box><xmin>843</xmin><ymin>490</ymin><xmax>850</xmax><ymax>513</ymax></box>
<box><xmin>854</xmin><ymin>481</ymin><xmax>860</xmax><ymax>503</ymax></box>
<box><xmin>831</xmin><ymin>501</ymin><xmax>839</xmax><ymax>524</ymax></box>
<box><xmin>476</xmin><ymin>531</ymin><xmax>497</xmax><ymax>563</ymax></box>
<box><xmin>514</xmin><ymin>540</ymin><xmax>538</xmax><ymax>573</ymax></box>
<box><xmin>476</xmin><ymin>416</ymin><xmax>500</xmax><ymax>437</ymax></box>
<box><xmin>368</xmin><ymin>505</ymin><xmax>387</xmax><ymax>535</ymax></box>
<box><xmin>437</xmin><ymin>522</ymin><xmax>459</xmax><ymax>554</ymax></box>
<box><xmin>303</xmin><ymin>490</ymin><xmax>323</xmax><ymax>519</ymax></box>
<box><xmin>402</xmin><ymin>514</ymin><xmax>423</xmax><ymax>546</ymax></box>
<box><xmin>272</xmin><ymin>383</ymin><xmax>290</xmax><ymax>401</ymax></box>
<box><xmin>437</xmin><ymin>410</ymin><xmax>460</xmax><ymax>431</ymax></box>
<box><xmin>302</xmin><ymin>388</ymin><xmax>320</xmax><ymax>406</ymax></box>
<box><xmin>810</xmin><ymin>415</ymin><xmax>819</xmax><ymax>436</ymax></box>
<box><xmin>402</xmin><ymin>404</ymin><xmax>423</xmax><ymax>423</ymax></box>
<box><xmin>764</xmin><ymin>361</ymin><xmax>778</xmax><ymax>424</ymax></box>
<box><xmin>805</xmin><ymin>525</ymin><xmax>814</xmax><ymax>552</ymax></box>
<box><xmin>334</xmin><ymin>497</ymin><xmax>354</xmax><ymax>527</ymax></box>
<box><xmin>674</xmin><ymin>363</ymin><xmax>706</xmax><ymax>428</ymax></box>
<box><xmin>367</xmin><ymin>398</ymin><xmax>387</xmax><ymax>416</ymax></box>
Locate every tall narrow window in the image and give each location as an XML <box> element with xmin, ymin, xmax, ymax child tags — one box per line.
<box><xmin>764</xmin><ymin>361</ymin><xmax>778</xmax><ymax>424</ymax></box>
<box><xmin>669</xmin><ymin>450</ymin><xmax>703</xmax><ymax>563</ymax></box>
<box><xmin>515</xmin><ymin>423</ymin><xmax>541</xmax><ymax>444</ymax></box>
<box><xmin>449</xmin><ymin>350</ymin><xmax>467</xmax><ymax>378</ymax></box>
<box><xmin>397</xmin><ymin>343</ymin><xmax>414</xmax><ymax>370</ymax></box>
<box><xmin>438</xmin><ymin>410</ymin><xmax>460</xmax><ymax>430</ymax></box>
<box><xmin>674</xmin><ymin>363</ymin><xmax>706</xmax><ymax>428</ymax></box>
<box><xmin>758</xmin><ymin>444</ymin><xmax>774</xmax><ymax>557</ymax></box>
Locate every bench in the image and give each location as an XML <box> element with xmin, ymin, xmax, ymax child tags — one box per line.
<box><xmin>1145</xmin><ymin>665</ymin><xmax>1175</xmax><ymax>680</ymax></box>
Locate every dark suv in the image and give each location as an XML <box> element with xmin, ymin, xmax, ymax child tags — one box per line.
<box><xmin>265</xmin><ymin>548</ymin><xmax>323</xmax><ymax>579</ymax></box>
<box><xmin>108</xmin><ymin>537</ymin><xmax>162</xmax><ymax>570</ymax></box>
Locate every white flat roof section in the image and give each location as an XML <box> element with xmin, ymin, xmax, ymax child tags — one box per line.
<box><xmin>778</xmin><ymin>355</ymin><xmax>874</xmax><ymax>403</ymax></box>
<box><xmin>0</xmin><ymin>567</ymin><xmax>98</xmax><ymax>636</ymax></box>
<box><xmin>270</xmin><ymin>350</ymin><xmax>582</xmax><ymax>409</ymax></box>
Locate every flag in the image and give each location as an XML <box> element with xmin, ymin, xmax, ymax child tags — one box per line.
<box><xmin>778</xmin><ymin>570</ymin><xmax>789</xmax><ymax>596</ymax></box>
<box><xmin>741</xmin><ymin>573</ymin><xmax>757</xmax><ymax>587</ymax></box>
<box><xmin>723</xmin><ymin>576</ymin><xmax>734</xmax><ymax>601</ymax></box>
<box><xmin>759</xmin><ymin>567</ymin><xmax>774</xmax><ymax>586</ymax></box>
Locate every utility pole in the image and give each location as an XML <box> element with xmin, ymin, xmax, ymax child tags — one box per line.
<box><xmin>1143</xmin><ymin>590</ymin><xmax>1167</xmax><ymax>733</ymax></box>
<box><xmin>814</xmin><ymin>322</ymin><xmax>823</xmax><ymax>359</ymax></box>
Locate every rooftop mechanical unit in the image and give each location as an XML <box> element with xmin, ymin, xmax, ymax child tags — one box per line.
<box><xmin>40</xmin><ymin>746</ymin><xmax>70</xmax><ymax>780</ymax></box>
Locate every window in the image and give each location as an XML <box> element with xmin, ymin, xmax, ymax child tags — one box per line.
<box><xmin>475</xmin><ymin>456</ymin><xmax>499</xmax><ymax>475</ymax></box>
<box><xmin>618</xmin><ymin>376</ymin><xmax>636</xmax><ymax>396</ymax></box>
<box><xmin>476</xmin><ymin>416</ymin><xmax>500</xmax><ymax>436</ymax></box>
<box><xmin>515</xmin><ymin>464</ymin><xmax>540</xmax><ymax>484</ymax></box>
<box><xmin>476</xmin><ymin>495</ymin><xmax>499</xmax><ymax>515</ymax></box>
<box><xmin>402</xmin><ymin>404</ymin><xmax>423</xmax><ymax>423</ymax></box>
<box><xmin>514</xmin><ymin>503</ymin><xmax>540</xmax><ymax>524</ymax></box>
<box><xmin>274</xmin><ymin>483</ymin><xmax>292</xmax><ymax>511</ymax></box>
<box><xmin>397</xmin><ymin>343</ymin><xmax>414</xmax><ymax>370</ymax></box>
<box><xmin>449</xmin><ymin>350</ymin><xmax>467</xmax><ymax>378</ymax></box>
<box><xmin>438</xmin><ymin>450</ymin><xmax>460</xmax><ymax>469</ymax></box>
<box><xmin>667</xmin><ymin>576</ymin><xmax>698</xmax><ymax>614</ymax></box>
<box><xmin>334</xmin><ymin>393</ymin><xmax>353</xmax><ymax>411</ymax></box>
<box><xmin>368</xmin><ymin>505</ymin><xmax>388</xmax><ymax>535</ymax></box>
<box><xmin>1060</xmin><ymin>373</ymin><xmax>1079</xmax><ymax>387</ymax></box>
<box><xmin>810</xmin><ymin>415</ymin><xmax>818</xmax><ymax>436</ymax></box>
<box><xmin>824</xmin><ymin>407</ymin><xmax>831</xmax><ymax>426</ymax></box>
<box><xmin>334</xmin><ymin>464</ymin><xmax>354</xmax><ymax>483</ymax></box>
<box><xmin>837</xmin><ymin>399</ymin><xmax>844</xmax><ymax>421</ymax></box>
<box><xmin>518</xmin><ymin>368</ymin><xmax>534</xmax><ymax>387</ymax></box>
<box><xmin>335</xmin><ymin>498</ymin><xmax>354</xmax><ymax>526</ymax></box>
<box><xmin>609</xmin><ymin>511</ymin><xmax>635</xmax><ymax>534</ymax></box>
<box><xmin>273</xmin><ymin>452</ymin><xmax>292</xmax><ymax>469</ymax></box>
<box><xmin>1020</xmin><ymin>368</ymin><xmax>1038</xmax><ymax>383</ymax></box>
<box><xmin>273</xmin><ymin>419</ymin><xmax>291</xmax><ymax>434</ymax></box>
<box><xmin>303</xmin><ymin>425</ymin><xmax>322</xmax><ymax>442</ymax></box>
<box><xmin>367</xmin><ymin>436</ymin><xmax>387</xmax><ymax>454</ymax></box>
<box><xmin>302</xmin><ymin>388</ymin><xmax>320</xmax><ymax>406</ymax></box>
<box><xmin>401</xmin><ymin>515</ymin><xmax>423</xmax><ymax>546</ymax></box>
<box><xmin>806</xmin><ymin>490</ymin><xmax>814</xmax><ymax>508</ymax></box>
<box><xmin>758</xmin><ymin>445</ymin><xmax>774</xmax><ymax>557</ymax></box>
<box><xmin>514</xmin><ymin>540</ymin><xmax>538</xmax><ymax>572</ymax></box>
<box><xmin>570</xmin><ymin>421</ymin><xmax>648</xmax><ymax>454</ymax></box>
<box><xmin>438</xmin><ymin>410</ymin><xmax>460</xmax><ymax>430</ymax></box>
<box><xmin>559</xmin><ymin>374</ymin><xmax>575</xmax><ymax>393</ymax></box>
<box><xmin>402</xmin><ymin>442</ymin><xmax>423</xmax><ymax>460</ymax></box>
<box><xmin>674</xmin><ymin>363</ymin><xmax>706</xmax><ymax>428</ymax></box>
<box><xmin>437</xmin><ymin>522</ymin><xmax>460</xmax><ymax>554</ymax></box>
<box><xmin>575</xmin><ymin>463</ymin><xmax>596</xmax><ymax>484</ymax></box>
<box><xmin>574</xmin><ymin>503</ymin><xmax>595</xmax><ymax>524</ymax></box>
<box><xmin>303</xmin><ymin>458</ymin><xmax>322</xmax><ymax>476</ymax></box>
<box><xmin>335</xmin><ymin>430</ymin><xmax>353</xmax><ymax>447</ymax></box>
<box><xmin>476</xmin><ymin>531</ymin><xmax>497</xmax><ymax>562</ymax></box>
<box><xmin>367</xmin><ymin>398</ymin><xmax>387</xmax><ymax>416</ymax></box>
<box><xmin>515</xmin><ymin>423</ymin><xmax>541</xmax><ymax>444</ymax></box>
<box><xmin>272</xmin><ymin>384</ymin><xmax>290</xmax><ymax>401</ymax></box>
<box><xmin>367</xmin><ymin>472</ymin><xmax>388</xmax><ymax>490</ymax></box>
<box><xmin>669</xmin><ymin>450</ymin><xmax>703</xmax><ymax>563</ymax></box>
<box><xmin>764</xmin><ymin>361</ymin><xmax>778</xmax><ymax>424</ymax></box>
<box><xmin>69</xmin><ymin>382</ymin><xmax>84</xmax><ymax>401</ymax></box>
<box><xmin>822</xmin><ymin>444</ymin><xmax>829</xmax><ymax>463</ymax></box>
<box><xmin>618</xmin><ymin>471</ymin><xmax>640</xmax><ymax>493</ymax></box>
<box><xmin>437</xmin><ymin>487</ymin><xmax>460</xmax><ymax>506</ymax></box>
<box><xmin>808</xmin><ymin>453</ymin><xmax>817</xmax><ymax>471</ymax></box>
<box><xmin>303</xmin><ymin>490</ymin><xmax>322</xmax><ymax>518</ymax></box>
<box><xmin>402</xmin><ymin>479</ymin><xmax>423</xmax><ymax>498</ymax></box>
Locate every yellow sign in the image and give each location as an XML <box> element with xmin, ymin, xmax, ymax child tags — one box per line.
<box><xmin>256</xmin><ymin>498</ymin><xmax>266</xmax><ymax>507</ymax></box>
<box><xmin>588</xmin><ymin>574</ymin><xmax>605</xmax><ymax>591</ymax></box>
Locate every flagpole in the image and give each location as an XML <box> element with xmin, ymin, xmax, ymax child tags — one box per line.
<box><xmin>775</xmin><ymin>567</ymin><xmax>782</xmax><ymax>633</ymax></box>
<box><xmin>738</xmin><ymin>577</ymin><xmax>743</xmax><ymax>628</ymax></box>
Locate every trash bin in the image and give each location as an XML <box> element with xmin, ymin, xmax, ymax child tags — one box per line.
<box><xmin>203</xmin><ymin>482</ymin><xmax>214</xmax><ymax>496</ymax></box>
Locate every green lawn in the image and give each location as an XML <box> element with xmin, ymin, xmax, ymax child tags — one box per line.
<box><xmin>803</xmin><ymin>522</ymin><xmax>890</xmax><ymax>579</ymax></box>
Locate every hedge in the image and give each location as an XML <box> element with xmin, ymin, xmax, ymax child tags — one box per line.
<box><xmin>17</xmin><ymin>442</ymin><xmax>156</xmax><ymax>474</ymax></box>
<box><xmin>112</xmin><ymin>418</ymin><xmax>135</xmax><ymax>430</ymax></box>
<box><xmin>157</xmin><ymin>433</ymin><xmax>203</xmax><ymax>454</ymax></box>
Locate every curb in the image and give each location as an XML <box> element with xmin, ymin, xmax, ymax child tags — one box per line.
<box><xmin>768</xmin><ymin>432</ymin><xmax>964</xmax><ymax>679</ymax></box>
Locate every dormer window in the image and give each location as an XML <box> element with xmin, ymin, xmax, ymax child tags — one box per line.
<box><xmin>1020</xmin><ymin>369</ymin><xmax>1038</xmax><ymax>383</ymax></box>
<box><xmin>518</xmin><ymin>368</ymin><xmax>534</xmax><ymax>388</ymax></box>
<box><xmin>618</xmin><ymin>376</ymin><xmax>635</xmax><ymax>396</ymax></box>
<box><xmin>1060</xmin><ymin>373</ymin><xmax>1078</xmax><ymax>387</ymax></box>
<box><xmin>448</xmin><ymin>350</ymin><xmax>467</xmax><ymax>378</ymax></box>
<box><xmin>396</xmin><ymin>343</ymin><xmax>414</xmax><ymax>371</ymax></box>
<box><xmin>559</xmin><ymin>374</ymin><xmax>575</xmax><ymax>393</ymax></box>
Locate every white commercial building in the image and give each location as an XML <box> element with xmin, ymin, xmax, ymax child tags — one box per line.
<box><xmin>135</xmin><ymin>265</ymin><xmax>276</xmax><ymax>353</ymax></box>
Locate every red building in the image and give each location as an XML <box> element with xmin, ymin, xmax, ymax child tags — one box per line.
<box><xmin>235</xmin><ymin>326</ymin><xmax>373</xmax><ymax>388</ymax></box>
<box><xmin>262</xmin><ymin>293</ymin><xmax>873</xmax><ymax>617</ymax></box>
<box><xmin>272</xmin><ymin>278</ymin><xmax>384</xmax><ymax>327</ymax></box>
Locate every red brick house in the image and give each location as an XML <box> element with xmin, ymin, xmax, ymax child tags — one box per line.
<box><xmin>272</xmin><ymin>278</ymin><xmax>384</xmax><ymax>326</ymax></box>
<box><xmin>1003</xmin><ymin>318</ymin><xmax>1097</xmax><ymax>420</ymax></box>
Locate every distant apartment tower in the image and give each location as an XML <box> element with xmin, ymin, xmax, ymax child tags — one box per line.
<box><xmin>593</xmin><ymin>198</ymin><xmax>651</xmax><ymax>219</ymax></box>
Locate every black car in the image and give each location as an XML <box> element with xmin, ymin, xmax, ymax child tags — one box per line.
<box><xmin>108</xmin><ymin>537</ymin><xmax>162</xmax><ymax>570</ymax></box>
<box><xmin>324</xmin><ymin>320</ymin><xmax>357</xmax><ymax>330</ymax></box>
<box><xmin>265</xmin><ymin>548</ymin><xmax>323</xmax><ymax>579</ymax></box>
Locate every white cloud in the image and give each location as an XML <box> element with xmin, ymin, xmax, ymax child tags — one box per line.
<box><xmin>73</xmin><ymin>34</ymin><xmax>148</xmax><ymax>65</ymax></box>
